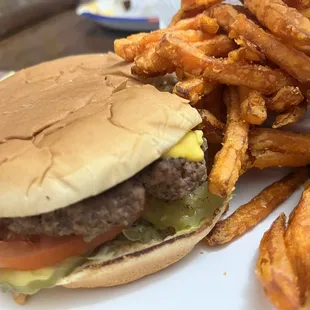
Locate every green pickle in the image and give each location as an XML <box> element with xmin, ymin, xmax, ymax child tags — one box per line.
<box><xmin>143</xmin><ymin>183</ymin><xmax>223</xmax><ymax>232</ymax></box>
<box><xmin>0</xmin><ymin>256</ymin><xmax>84</xmax><ymax>295</ymax></box>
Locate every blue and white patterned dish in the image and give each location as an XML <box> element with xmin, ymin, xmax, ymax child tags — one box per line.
<box><xmin>76</xmin><ymin>0</ymin><xmax>159</xmax><ymax>32</ymax></box>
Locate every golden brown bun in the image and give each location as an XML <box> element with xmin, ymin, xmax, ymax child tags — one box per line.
<box><xmin>58</xmin><ymin>201</ymin><xmax>227</xmax><ymax>288</ymax></box>
<box><xmin>0</xmin><ymin>53</ymin><xmax>201</xmax><ymax>217</ymax></box>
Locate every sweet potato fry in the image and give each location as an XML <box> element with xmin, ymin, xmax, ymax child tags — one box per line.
<box><xmin>115</xmin><ymin>26</ymin><xmax>213</xmax><ymax>62</ymax></box>
<box><xmin>132</xmin><ymin>30</ymin><xmax>212</xmax><ymax>77</ymax></box>
<box><xmin>285</xmin><ymin>184</ymin><xmax>310</xmax><ymax>306</ymax></box>
<box><xmin>240</xmin><ymin>90</ymin><xmax>267</xmax><ymax>125</ymax></box>
<box><xmin>193</xmin><ymin>35</ymin><xmax>237</xmax><ymax>57</ymax></box>
<box><xmin>227</xmin><ymin>47</ymin><xmax>263</xmax><ymax>64</ymax></box>
<box><xmin>114</xmin><ymin>33</ymin><xmax>148</xmax><ymax>62</ymax></box>
<box><xmin>131</xmin><ymin>45</ymin><xmax>175</xmax><ymax>77</ymax></box>
<box><xmin>157</xmin><ymin>34</ymin><xmax>295</xmax><ymax>94</ymax></box>
<box><xmin>13</xmin><ymin>293</ymin><xmax>28</xmax><ymax>305</ymax></box>
<box><xmin>196</xmin><ymin>109</ymin><xmax>225</xmax><ymax>143</ymax></box>
<box><xmin>231</xmin><ymin>14</ymin><xmax>310</xmax><ymax>84</ymax></box>
<box><xmin>283</xmin><ymin>0</ymin><xmax>310</xmax><ymax>9</ymax></box>
<box><xmin>208</xmin><ymin>87</ymin><xmax>249</xmax><ymax>197</ymax></box>
<box><xmin>267</xmin><ymin>86</ymin><xmax>304</xmax><ymax>112</ymax></box>
<box><xmin>170</xmin><ymin>0</ymin><xmax>223</xmax><ymax>26</ymax></box>
<box><xmin>256</xmin><ymin>214</ymin><xmax>301</xmax><ymax>310</ymax></box>
<box><xmin>172</xmin><ymin>13</ymin><xmax>219</xmax><ymax>34</ymax></box>
<box><xmin>174</xmin><ymin>78</ymin><xmax>216</xmax><ymax>103</ymax></box>
<box><xmin>249</xmin><ymin>128</ymin><xmax>310</xmax><ymax>156</ymax></box>
<box><xmin>182</xmin><ymin>0</ymin><xmax>224</xmax><ymax>11</ymax></box>
<box><xmin>208</xmin><ymin>3</ymin><xmax>239</xmax><ymax>32</ymax></box>
<box><xmin>251</xmin><ymin>150</ymin><xmax>310</xmax><ymax>169</ymax></box>
<box><xmin>205</xmin><ymin>168</ymin><xmax>308</xmax><ymax>245</ymax></box>
<box><xmin>272</xmin><ymin>103</ymin><xmax>307</xmax><ymax>128</ymax></box>
<box><xmin>199</xmin><ymin>15</ymin><xmax>219</xmax><ymax>34</ymax></box>
<box><xmin>300</xmin><ymin>8</ymin><xmax>310</xmax><ymax>19</ymax></box>
<box><xmin>244</xmin><ymin>0</ymin><xmax>310</xmax><ymax>54</ymax></box>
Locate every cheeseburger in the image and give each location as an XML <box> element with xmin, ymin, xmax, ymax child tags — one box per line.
<box><xmin>0</xmin><ymin>53</ymin><xmax>226</xmax><ymax>301</ymax></box>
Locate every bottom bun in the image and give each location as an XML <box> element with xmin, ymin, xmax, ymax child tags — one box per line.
<box><xmin>58</xmin><ymin>200</ymin><xmax>227</xmax><ymax>289</ymax></box>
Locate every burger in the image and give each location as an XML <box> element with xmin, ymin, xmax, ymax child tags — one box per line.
<box><xmin>0</xmin><ymin>53</ymin><xmax>226</xmax><ymax>301</ymax></box>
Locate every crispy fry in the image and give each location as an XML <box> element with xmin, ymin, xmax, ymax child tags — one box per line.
<box><xmin>256</xmin><ymin>214</ymin><xmax>301</xmax><ymax>310</ymax></box>
<box><xmin>272</xmin><ymin>103</ymin><xmax>307</xmax><ymax>128</ymax></box>
<box><xmin>131</xmin><ymin>45</ymin><xmax>175</xmax><ymax>77</ymax></box>
<box><xmin>240</xmin><ymin>90</ymin><xmax>267</xmax><ymax>125</ymax></box>
<box><xmin>172</xmin><ymin>13</ymin><xmax>219</xmax><ymax>34</ymax></box>
<box><xmin>249</xmin><ymin>128</ymin><xmax>310</xmax><ymax>156</ymax></box>
<box><xmin>251</xmin><ymin>150</ymin><xmax>310</xmax><ymax>169</ymax></box>
<box><xmin>267</xmin><ymin>86</ymin><xmax>304</xmax><ymax>112</ymax></box>
<box><xmin>199</xmin><ymin>15</ymin><xmax>219</xmax><ymax>34</ymax></box>
<box><xmin>285</xmin><ymin>184</ymin><xmax>310</xmax><ymax>305</ymax></box>
<box><xmin>194</xmin><ymin>35</ymin><xmax>237</xmax><ymax>57</ymax></box>
<box><xmin>283</xmin><ymin>0</ymin><xmax>310</xmax><ymax>9</ymax></box>
<box><xmin>13</xmin><ymin>293</ymin><xmax>28</xmax><ymax>305</ymax></box>
<box><xmin>115</xmin><ymin>25</ymin><xmax>213</xmax><ymax>62</ymax></box>
<box><xmin>174</xmin><ymin>78</ymin><xmax>216</xmax><ymax>103</ymax></box>
<box><xmin>227</xmin><ymin>47</ymin><xmax>263</xmax><ymax>64</ymax></box>
<box><xmin>157</xmin><ymin>33</ymin><xmax>294</xmax><ymax>94</ymax></box>
<box><xmin>206</xmin><ymin>168</ymin><xmax>308</xmax><ymax>245</ymax></box>
<box><xmin>244</xmin><ymin>0</ymin><xmax>310</xmax><ymax>54</ymax></box>
<box><xmin>169</xmin><ymin>0</ymin><xmax>223</xmax><ymax>26</ymax></box>
<box><xmin>229</xmin><ymin>31</ymin><xmax>266</xmax><ymax>62</ymax></box>
<box><xmin>231</xmin><ymin>14</ymin><xmax>310</xmax><ymax>84</ymax></box>
<box><xmin>208</xmin><ymin>87</ymin><xmax>249</xmax><ymax>197</ymax></box>
<box><xmin>114</xmin><ymin>33</ymin><xmax>148</xmax><ymax>62</ymax></box>
<box><xmin>208</xmin><ymin>3</ymin><xmax>239</xmax><ymax>32</ymax></box>
<box><xmin>182</xmin><ymin>0</ymin><xmax>223</xmax><ymax>11</ymax></box>
<box><xmin>132</xmin><ymin>30</ymin><xmax>212</xmax><ymax>77</ymax></box>
<box><xmin>197</xmin><ymin>109</ymin><xmax>225</xmax><ymax>143</ymax></box>
<box><xmin>300</xmin><ymin>8</ymin><xmax>310</xmax><ymax>19</ymax></box>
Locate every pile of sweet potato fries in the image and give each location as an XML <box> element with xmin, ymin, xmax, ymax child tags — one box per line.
<box><xmin>114</xmin><ymin>0</ymin><xmax>310</xmax><ymax>308</ymax></box>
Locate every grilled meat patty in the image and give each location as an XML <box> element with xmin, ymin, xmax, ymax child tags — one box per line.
<box><xmin>3</xmin><ymin>180</ymin><xmax>145</xmax><ymax>239</ymax></box>
<box><xmin>1</xmin><ymin>142</ymin><xmax>208</xmax><ymax>239</ymax></box>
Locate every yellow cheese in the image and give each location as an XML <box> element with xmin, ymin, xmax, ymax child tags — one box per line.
<box><xmin>163</xmin><ymin>130</ymin><xmax>204</xmax><ymax>162</ymax></box>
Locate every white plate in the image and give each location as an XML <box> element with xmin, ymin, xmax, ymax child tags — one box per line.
<box><xmin>76</xmin><ymin>0</ymin><xmax>159</xmax><ymax>32</ymax></box>
<box><xmin>2</xmin><ymin>167</ymin><xmax>301</xmax><ymax>309</ymax></box>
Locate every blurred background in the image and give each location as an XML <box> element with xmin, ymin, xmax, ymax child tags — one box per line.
<box><xmin>0</xmin><ymin>0</ymin><xmax>162</xmax><ymax>73</ymax></box>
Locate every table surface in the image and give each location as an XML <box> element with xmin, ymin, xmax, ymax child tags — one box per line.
<box><xmin>0</xmin><ymin>9</ymin><xmax>131</xmax><ymax>71</ymax></box>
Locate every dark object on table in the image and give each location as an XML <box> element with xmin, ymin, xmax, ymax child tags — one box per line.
<box><xmin>0</xmin><ymin>0</ymin><xmax>78</xmax><ymax>38</ymax></box>
<box><xmin>123</xmin><ymin>0</ymin><xmax>131</xmax><ymax>10</ymax></box>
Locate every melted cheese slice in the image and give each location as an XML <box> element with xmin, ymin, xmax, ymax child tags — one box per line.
<box><xmin>163</xmin><ymin>130</ymin><xmax>204</xmax><ymax>162</ymax></box>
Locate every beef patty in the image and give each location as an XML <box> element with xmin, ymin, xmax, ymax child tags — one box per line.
<box><xmin>2</xmin><ymin>180</ymin><xmax>145</xmax><ymax>240</ymax></box>
<box><xmin>1</xmin><ymin>143</ymin><xmax>208</xmax><ymax>239</ymax></box>
<box><xmin>138</xmin><ymin>139</ymin><xmax>208</xmax><ymax>201</ymax></box>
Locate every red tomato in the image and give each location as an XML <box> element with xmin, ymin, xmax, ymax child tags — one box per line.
<box><xmin>0</xmin><ymin>227</ymin><xmax>123</xmax><ymax>271</ymax></box>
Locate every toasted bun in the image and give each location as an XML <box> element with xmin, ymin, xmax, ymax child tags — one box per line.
<box><xmin>58</xmin><ymin>200</ymin><xmax>227</xmax><ymax>289</ymax></box>
<box><xmin>0</xmin><ymin>53</ymin><xmax>201</xmax><ymax>218</ymax></box>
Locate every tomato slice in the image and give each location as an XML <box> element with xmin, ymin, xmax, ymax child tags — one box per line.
<box><xmin>0</xmin><ymin>227</ymin><xmax>124</xmax><ymax>271</ymax></box>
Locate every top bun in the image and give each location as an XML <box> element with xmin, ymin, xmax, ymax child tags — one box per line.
<box><xmin>0</xmin><ymin>53</ymin><xmax>201</xmax><ymax>218</ymax></box>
